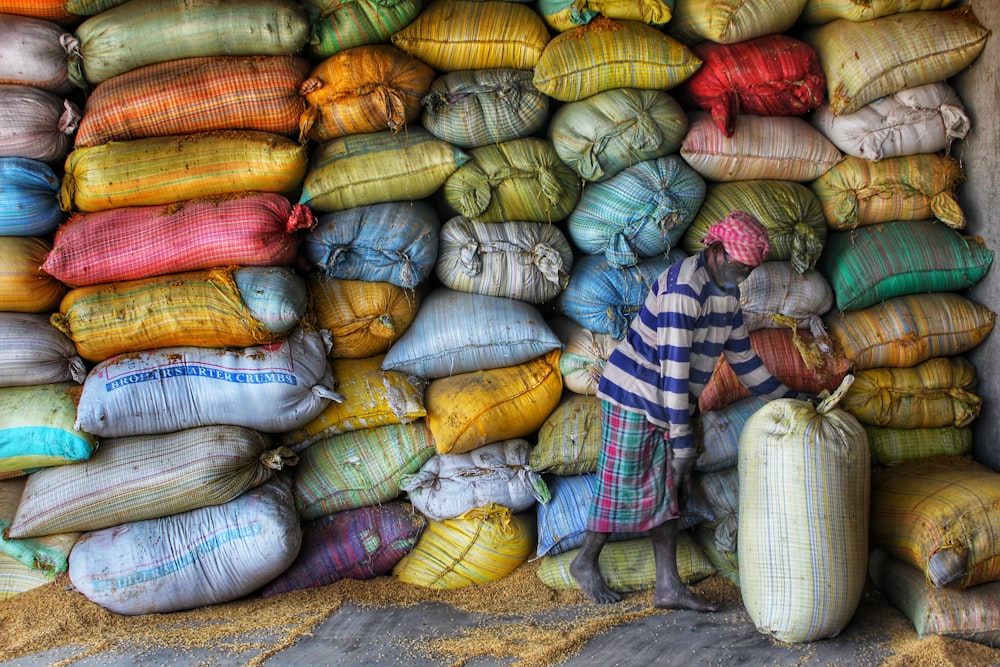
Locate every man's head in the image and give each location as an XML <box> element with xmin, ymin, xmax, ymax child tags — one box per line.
<box><xmin>701</xmin><ymin>211</ymin><xmax>770</xmax><ymax>288</ymax></box>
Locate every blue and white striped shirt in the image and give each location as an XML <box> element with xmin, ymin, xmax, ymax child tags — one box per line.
<box><xmin>596</xmin><ymin>252</ymin><xmax>794</xmax><ymax>451</ymax></box>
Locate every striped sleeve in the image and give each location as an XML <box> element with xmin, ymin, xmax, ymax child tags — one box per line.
<box><xmin>723</xmin><ymin>309</ymin><xmax>796</xmax><ymax>400</ymax></box>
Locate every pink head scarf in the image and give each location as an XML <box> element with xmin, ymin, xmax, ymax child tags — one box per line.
<box><xmin>701</xmin><ymin>211</ymin><xmax>770</xmax><ymax>266</ymax></box>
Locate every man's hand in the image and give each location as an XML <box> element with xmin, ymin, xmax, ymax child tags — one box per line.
<box><xmin>671</xmin><ymin>453</ymin><xmax>697</xmax><ymax>512</ymax></box>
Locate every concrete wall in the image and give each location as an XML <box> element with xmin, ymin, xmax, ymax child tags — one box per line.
<box><xmin>952</xmin><ymin>1</ymin><xmax>1000</xmax><ymax>469</ymax></box>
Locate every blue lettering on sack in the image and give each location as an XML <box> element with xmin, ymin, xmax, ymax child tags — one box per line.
<box><xmin>105</xmin><ymin>364</ymin><xmax>297</xmax><ymax>392</ymax></box>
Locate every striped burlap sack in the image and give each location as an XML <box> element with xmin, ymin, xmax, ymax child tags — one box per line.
<box><xmin>304</xmin><ymin>0</ymin><xmax>423</xmax><ymax>59</ymax></box>
<box><xmin>74</xmin><ymin>55</ymin><xmax>310</xmax><ymax>147</ymax></box>
<box><xmin>549</xmin><ymin>317</ymin><xmax>617</xmax><ymax>396</ymax></box>
<box><xmin>0</xmin><ymin>313</ymin><xmax>84</xmax><ymax>387</ymax></box>
<box><xmin>800</xmin><ymin>0</ymin><xmax>957</xmax><ymax>24</ymax></box>
<box><xmin>0</xmin><ymin>478</ymin><xmax>79</xmax><ymax>575</ymax></box>
<box><xmin>667</xmin><ymin>0</ymin><xmax>807</xmax><ymax>44</ymax></box>
<box><xmin>530</xmin><ymin>393</ymin><xmax>603</xmax><ymax>476</ymax></box>
<box><xmin>866</xmin><ymin>425</ymin><xmax>972</xmax><ymax>469</ymax></box>
<box><xmin>694</xmin><ymin>466</ymin><xmax>739</xmax><ymax>555</ymax></box>
<box><xmin>0</xmin><ymin>237</ymin><xmax>65</xmax><ymax>314</ymax></box>
<box><xmin>8</xmin><ymin>424</ymin><xmax>294</xmax><ymax>538</ymax></box>
<box><xmin>0</xmin><ymin>84</ymin><xmax>79</xmax><ymax>164</ymax></box>
<box><xmin>696</xmin><ymin>396</ymin><xmax>767</xmax><ymax>473</ymax></box>
<box><xmin>537</xmin><ymin>0</ymin><xmax>672</xmax><ymax>32</ymax></box>
<box><xmin>299</xmin><ymin>44</ymin><xmax>435</xmax><ymax>142</ymax></box>
<box><xmin>0</xmin><ymin>14</ymin><xmax>77</xmax><ymax>94</ymax></box>
<box><xmin>0</xmin><ymin>0</ymin><xmax>73</xmax><ymax>23</ymax></box>
<box><xmin>0</xmin><ymin>552</ymin><xmax>55</xmax><ymax>601</ymax></box>
<box><xmin>0</xmin><ymin>157</ymin><xmax>62</xmax><ymax>236</ymax></box>
<box><xmin>738</xmin><ymin>262</ymin><xmax>833</xmax><ymax>342</ymax></box>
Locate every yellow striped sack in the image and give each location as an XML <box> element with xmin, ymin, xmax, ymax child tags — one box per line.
<box><xmin>426</xmin><ymin>349</ymin><xmax>563</xmax><ymax>455</ymax></box>
<box><xmin>308</xmin><ymin>275</ymin><xmax>422</xmax><ymax>359</ymax></box>
<box><xmin>800</xmin><ymin>0</ymin><xmax>959</xmax><ymax>24</ymax></box>
<box><xmin>866</xmin><ymin>425</ymin><xmax>972</xmax><ymax>468</ymax></box>
<box><xmin>534</xmin><ymin>17</ymin><xmax>701</xmax><ymax>102</ymax></box>
<box><xmin>841</xmin><ymin>356</ymin><xmax>980</xmax><ymax>429</ymax></box>
<box><xmin>0</xmin><ymin>552</ymin><xmax>55</xmax><ymax>601</ymax></box>
<box><xmin>810</xmin><ymin>154</ymin><xmax>966</xmax><ymax>231</ymax></box>
<box><xmin>823</xmin><ymin>292</ymin><xmax>996</xmax><ymax>371</ymax></box>
<box><xmin>536</xmin><ymin>532</ymin><xmax>715</xmax><ymax>592</ymax></box>
<box><xmin>277</xmin><ymin>355</ymin><xmax>427</xmax><ymax>452</ymax></box>
<box><xmin>739</xmin><ymin>387</ymin><xmax>870</xmax><ymax>643</ymax></box>
<box><xmin>530</xmin><ymin>393</ymin><xmax>603</xmax><ymax>476</ymax></box>
<box><xmin>667</xmin><ymin>0</ymin><xmax>807</xmax><ymax>44</ymax></box>
<box><xmin>871</xmin><ymin>456</ymin><xmax>1000</xmax><ymax>589</ymax></box>
<box><xmin>549</xmin><ymin>316</ymin><xmax>617</xmax><ymax>396</ymax></box>
<box><xmin>0</xmin><ymin>236</ymin><xmax>65</xmax><ymax>314</ymax></box>
<box><xmin>0</xmin><ymin>383</ymin><xmax>97</xmax><ymax>473</ymax></box>
<box><xmin>393</xmin><ymin>504</ymin><xmax>535</xmax><ymax>589</ymax></box>
<box><xmin>540</xmin><ymin>0</ymin><xmax>673</xmax><ymax>33</ymax></box>
<box><xmin>61</xmin><ymin>131</ymin><xmax>308</xmax><ymax>213</ymax></box>
<box><xmin>0</xmin><ymin>478</ymin><xmax>79</xmax><ymax>575</ymax></box>
<box><xmin>391</xmin><ymin>0</ymin><xmax>550</xmax><ymax>71</ymax></box>
<box><xmin>299</xmin><ymin>44</ymin><xmax>435</xmax><ymax>142</ymax></box>
<box><xmin>801</xmin><ymin>8</ymin><xmax>989</xmax><ymax>115</ymax></box>
<box><xmin>0</xmin><ymin>0</ymin><xmax>73</xmax><ymax>23</ymax></box>
<box><xmin>51</xmin><ymin>267</ymin><xmax>285</xmax><ymax>363</ymax></box>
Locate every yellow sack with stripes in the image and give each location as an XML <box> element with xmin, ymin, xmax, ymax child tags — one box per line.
<box><xmin>840</xmin><ymin>356</ymin><xmax>980</xmax><ymax>429</ymax></box>
<box><xmin>800</xmin><ymin>0</ymin><xmax>958</xmax><ymax>24</ymax></box>
<box><xmin>871</xmin><ymin>456</ymin><xmax>1000</xmax><ymax>590</ymax></box>
<box><xmin>426</xmin><ymin>350</ymin><xmax>562</xmax><ymax>455</ymax></box>
<box><xmin>866</xmin><ymin>425</ymin><xmax>972</xmax><ymax>469</ymax></box>
<box><xmin>278</xmin><ymin>355</ymin><xmax>426</xmax><ymax>452</ymax></box>
<box><xmin>739</xmin><ymin>377</ymin><xmax>870</xmax><ymax>643</ymax></box>
<box><xmin>667</xmin><ymin>0</ymin><xmax>807</xmax><ymax>45</ymax></box>
<box><xmin>308</xmin><ymin>276</ymin><xmax>421</xmax><ymax>359</ymax></box>
<box><xmin>61</xmin><ymin>130</ymin><xmax>308</xmax><ymax>213</ymax></box>
<box><xmin>530</xmin><ymin>393</ymin><xmax>603</xmax><ymax>476</ymax></box>
<box><xmin>0</xmin><ymin>551</ymin><xmax>54</xmax><ymax>601</ymax></box>
<box><xmin>0</xmin><ymin>237</ymin><xmax>65</xmax><ymax>314</ymax></box>
<box><xmin>393</xmin><ymin>504</ymin><xmax>534</xmax><ymax>589</ymax></box>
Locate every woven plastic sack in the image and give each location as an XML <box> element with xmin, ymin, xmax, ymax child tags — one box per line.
<box><xmin>401</xmin><ymin>439</ymin><xmax>550</xmax><ymax>521</ymax></box>
<box><xmin>435</xmin><ymin>217</ymin><xmax>573</xmax><ymax>304</ymax></box>
<box><xmin>841</xmin><ymin>357</ymin><xmax>980</xmax><ymax>430</ymax></box>
<box><xmin>260</xmin><ymin>501</ymin><xmax>426</xmax><ymax>598</ymax></box>
<box><xmin>811</xmin><ymin>154</ymin><xmax>966</xmax><ymax>231</ymax></box>
<box><xmin>294</xmin><ymin>421</ymin><xmax>436</xmax><ymax>520</ymax></box>
<box><xmin>299</xmin><ymin>45</ymin><xmax>435</xmax><ymax>142</ymax></box>
<box><xmin>536</xmin><ymin>532</ymin><xmax>715</xmax><ymax>592</ymax></box>
<box><xmin>548</xmin><ymin>88</ymin><xmax>688</xmax><ymax>183</ymax></box>
<box><xmin>819</xmin><ymin>220</ymin><xmax>993</xmax><ymax>312</ymax></box>
<box><xmin>533</xmin><ymin>17</ymin><xmax>701</xmax><ymax>103</ymax></box>
<box><xmin>308</xmin><ymin>276</ymin><xmax>420</xmax><ymax>359</ymax></box>
<box><xmin>61</xmin><ymin>130</ymin><xmax>308</xmax><ymax>213</ymax></box>
<box><xmin>381</xmin><ymin>287</ymin><xmax>561</xmax><ymax>379</ymax></box>
<box><xmin>0</xmin><ymin>14</ymin><xmax>76</xmax><ymax>94</ymax></box>
<box><xmin>52</xmin><ymin>266</ymin><xmax>307</xmax><ymax>362</ymax></box>
<box><xmin>67</xmin><ymin>0</ymin><xmax>310</xmax><ymax>87</ymax></box>
<box><xmin>441</xmin><ymin>137</ymin><xmax>581</xmax><ymax>224</ymax></box>
<box><xmin>567</xmin><ymin>155</ymin><xmax>704</xmax><ymax>267</ymax></box>
<box><xmin>69</xmin><ymin>477</ymin><xmax>301</xmax><ymax>615</ymax></box>
<box><xmin>44</xmin><ymin>193</ymin><xmax>311</xmax><ymax>288</ymax></box>
<box><xmin>75</xmin><ymin>326</ymin><xmax>339</xmax><ymax>438</ymax></box>
<box><xmin>0</xmin><ymin>1</ymin><xmax>73</xmax><ymax>22</ymax></box>
<box><xmin>693</xmin><ymin>466</ymin><xmax>739</xmax><ymax>556</ymax></box>
<box><xmin>530</xmin><ymin>393</ymin><xmax>603</xmax><ymax>476</ymax></box>
<box><xmin>0</xmin><ymin>237</ymin><xmax>65</xmax><ymax>314</ymax></box>
<box><xmin>277</xmin><ymin>354</ymin><xmax>426</xmax><ymax>452</ymax></box>
<box><xmin>549</xmin><ymin>317</ymin><xmax>617</xmax><ymax>396</ymax></box>
<box><xmin>675</xmin><ymin>35</ymin><xmax>825</xmax><ymax>137</ymax></box>
<box><xmin>64</xmin><ymin>0</ymin><xmax>132</xmax><ymax>14</ymax></box>
<box><xmin>0</xmin><ymin>313</ymin><xmax>84</xmax><ymax>388</ymax></box>
<box><xmin>0</xmin><ymin>552</ymin><xmax>54</xmax><ymax>601</ymax></box>
<box><xmin>299</xmin><ymin>128</ymin><xmax>468</xmax><ymax>213</ymax></box>
<box><xmin>8</xmin><ymin>424</ymin><xmax>293</xmax><ymax>539</ymax></box>
<box><xmin>681</xmin><ymin>180</ymin><xmax>827</xmax><ymax>275</ymax></box>
<box><xmin>302</xmin><ymin>201</ymin><xmax>439</xmax><ymax>289</ymax></box>
<box><xmin>692</xmin><ymin>524</ymin><xmax>739</xmax><ymax>585</ymax></box>
<box><xmin>421</xmin><ymin>69</ymin><xmax>550</xmax><ymax>149</ymax></box>
<box><xmin>0</xmin><ymin>158</ymin><xmax>62</xmax><ymax>237</ymax></box>
<box><xmin>681</xmin><ymin>113</ymin><xmax>842</xmax><ymax>183</ymax></box>
<box><xmin>537</xmin><ymin>0</ymin><xmax>673</xmax><ymax>32</ymax></box>
<box><xmin>801</xmin><ymin>8</ymin><xmax>989</xmax><ymax>116</ymax></box>
<box><xmin>696</xmin><ymin>396</ymin><xmax>767</xmax><ymax>473</ymax></box>
<box><xmin>866</xmin><ymin>425</ymin><xmax>972</xmax><ymax>468</ymax></box>
<box><xmin>870</xmin><ymin>548</ymin><xmax>1000</xmax><ymax>646</ymax></box>
<box><xmin>556</xmin><ymin>252</ymin><xmax>685</xmax><ymax>339</ymax></box>
<box><xmin>666</xmin><ymin>0</ymin><xmax>807</xmax><ymax>44</ymax></box>
<box><xmin>304</xmin><ymin>0</ymin><xmax>423</xmax><ymax>59</ymax></box>
<box><xmin>739</xmin><ymin>380</ymin><xmax>870</xmax><ymax>643</ymax></box>
<box><xmin>391</xmin><ymin>0</ymin><xmax>549</xmax><ymax>71</ymax></box>
<box><xmin>739</xmin><ymin>262</ymin><xmax>833</xmax><ymax>343</ymax></box>
<box><xmin>74</xmin><ymin>55</ymin><xmax>310</xmax><ymax>147</ymax></box>
<box><xmin>425</xmin><ymin>350</ymin><xmax>563</xmax><ymax>455</ymax></box>
<box><xmin>824</xmin><ymin>292</ymin><xmax>996</xmax><ymax>371</ymax></box>
<box><xmin>393</xmin><ymin>504</ymin><xmax>535</xmax><ymax>589</ymax></box>
<box><xmin>0</xmin><ymin>84</ymin><xmax>79</xmax><ymax>164</ymax></box>
<box><xmin>0</xmin><ymin>478</ymin><xmax>78</xmax><ymax>575</ymax></box>
<box><xmin>800</xmin><ymin>0</ymin><xmax>959</xmax><ymax>24</ymax></box>
<box><xmin>698</xmin><ymin>328</ymin><xmax>851</xmax><ymax>413</ymax></box>
<box><xmin>811</xmin><ymin>83</ymin><xmax>970</xmax><ymax>162</ymax></box>
<box><xmin>0</xmin><ymin>383</ymin><xmax>96</xmax><ymax>474</ymax></box>
<box><xmin>870</xmin><ymin>456</ymin><xmax>1000</xmax><ymax>589</ymax></box>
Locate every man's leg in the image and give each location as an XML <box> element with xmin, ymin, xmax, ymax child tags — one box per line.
<box><xmin>649</xmin><ymin>519</ymin><xmax>718</xmax><ymax>611</ymax></box>
<box><xmin>570</xmin><ymin>530</ymin><xmax>621</xmax><ymax>604</ymax></box>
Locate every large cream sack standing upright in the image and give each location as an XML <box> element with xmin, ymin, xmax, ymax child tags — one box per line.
<box><xmin>738</xmin><ymin>376</ymin><xmax>870</xmax><ymax>643</ymax></box>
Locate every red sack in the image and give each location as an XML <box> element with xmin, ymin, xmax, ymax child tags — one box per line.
<box><xmin>676</xmin><ymin>35</ymin><xmax>826</xmax><ymax>137</ymax></box>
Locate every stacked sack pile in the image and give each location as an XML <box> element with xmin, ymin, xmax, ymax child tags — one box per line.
<box><xmin>0</xmin><ymin>0</ymin><xmax>996</xmax><ymax>648</ymax></box>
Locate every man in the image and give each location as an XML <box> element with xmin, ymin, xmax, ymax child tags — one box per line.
<box><xmin>570</xmin><ymin>211</ymin><xmax>807</xmax><ymax>611</ymax></box>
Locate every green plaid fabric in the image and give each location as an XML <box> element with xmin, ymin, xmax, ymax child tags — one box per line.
<box><xmin>305</xmin><ymin>0</ymin><xmax>424</xmax><ymax>58</ymax></box>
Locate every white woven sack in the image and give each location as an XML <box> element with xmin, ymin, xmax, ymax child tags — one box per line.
<box><xmin>0</xmin><ymin>313</ymin><xmax>85</xmax><ymax>387</ymax></box>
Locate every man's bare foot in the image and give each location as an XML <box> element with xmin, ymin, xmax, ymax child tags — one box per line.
<box><xmin>653</xmin><ymin>583</ymin><xmax>718</xmax><ymax>612</ymax></box>
<box><xmin>570</xmin><ymin>553</ymin><xmax>622</xmax><ymax>604</ymax></box>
